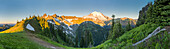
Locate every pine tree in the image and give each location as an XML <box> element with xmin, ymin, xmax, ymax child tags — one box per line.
<box><xmin>29</xmin><ymin>16</ymin><xmax>31</xmax><ymax>19</ymax></box>
<box><xmin>111</xmin><ymin>14</ymin><xmax>115</xmax><ymax>29</ymax></box>
<box><xmin>17</xmin><ymin>20</ymin><xmax>19</xmax><ymax>23</ymax></box>
<box><xmin>88</xmin><ymin>32</ymin><xmax>93</xmax><ymax>48</ymax></box>
<box><xmin>136</xmin><ymin>2</ymin><xmax>152</xmax><ymax>26</ymax></box>
<box><xmin>125</xmin><ymin>20</ymin><xmax>132</xmax><ymax>31</ymax></box>
<box><xmin>80</xmin><ymin>36</ymin><xmax>84</xmax><ymax>48</ymax></box>
<box><xmin>75</xmin><ymin>34</ymin><xmax>79</xmax><ymax>47</ymax></box>
<box><xmin>79</xmin><ymin>29</ymin><xmax>94</xmax><ymax>48</ymax></box>
<box><xmin>145</xmin><ymin>0</ymin><xmax>170</xmax><ymax>26</ymax></box>
<box><xmin>22</xmin><ymin>19</ymin><xmax>24</xmax><ymax>21</ymax></box>
<box><xmin>112</xmin><ymin>21</ymin><xmax>124</xmax><ymax>40</ymax></box>
<box><xmin>108</xmin><ymin>14</ymin><xmax>115</xmax><ymax>39</ymax></box>
<box><xmin>26</xmin><ymin>17</ymin><xmax>28</xmax><ymax>20</ymax></box>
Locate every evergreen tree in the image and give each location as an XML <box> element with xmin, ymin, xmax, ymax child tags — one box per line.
<box><xmin>125</xmin><ymin>20</ymin><xmax>132</xmax><ymax>31</ymax></box>
<box><xmin>17</xmin><ymin>20</ymin><xmax>19</xmax><ymax>23</ymax></box>
<box><xmin>145</xmin><ymin>0</ymin><xmax>170</xmax><ymax>26</ymax></box>
<box><xmin>22</xmin><ymin>19</ymin><xmax>24</xmax><ymax>21</ymax></box>
<box><xmin>108</xmin><ymin>14</ymin><xmax>115</xmax><ymax>39</ymax></box>
<box><xmin>136</xmin><ymin>2</ymin><xmax>152</xmax><ymax>26</ymax></box>
<box><xmin>80</xmin><ymin>36</ymin><xmax>84</xmax><ymax>48</ymax></box>
<box><xmin>112</xmin><ymin>21</ymin><xmax>124</xmax><ymax>40</ymax></box>
<box><xmin>75</xmin><ymin>34</ymin><xmax>79</xmax><ymax>47</ymax></box>
<box><xmin>26</xmin><ymin>17</ymin><xmax>28</xmax><ymax>20</ymax></box>
<box><xmin>79</xmin><ymin>29</ymin><xmax>94</xmax><ymax>48</ymax></box>
<box><xmin>29</xmin><ymin>16</ymin><xmax>31</xmax><ymax>19</ymax></box>
<box><xmin>111</xmin><ymin>14</ymin><xmax>115</xmax><ymax>29</ymax></box>
<box><xmin>88</xmin><ymin>32</ymin><xmax>93</xmax><ymax>48</ymax></box>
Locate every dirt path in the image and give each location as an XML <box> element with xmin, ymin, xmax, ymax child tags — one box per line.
<box><xmin>26</xmin><ymin>32</ymin><xmax>65</xmax><ymax>49</ymax></box>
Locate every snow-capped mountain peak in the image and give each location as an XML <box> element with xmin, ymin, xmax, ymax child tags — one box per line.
<box><xmin>91</xmin><ymin>11</ymin><xmax>104</xmax><ymax>16</ymax></box>
<box><xmin>83</xmin><ymin>11</ymin><xmax>112</xmax><ymax>21</ymax></box>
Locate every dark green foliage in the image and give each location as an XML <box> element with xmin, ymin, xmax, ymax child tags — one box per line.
<box><xmin>108</xmin><ymin>15</ymin><xmax>115</xmax><ymax>40</ymax></box>
<box><xmin>88</xmin><ymin>32</ymin><xmax>93</xmax><ymax>47</ymax></box>
<box><xmin>80</xmin><ymin>36</ymin><xmax>85</xmax><ymax>48</ymax></box>
<box><xmin>75</xmin><ymin>21</ymin><xmax>108</xmax><ymax>47</ymax></box>
<box><xmin>109</xmin><ymin>23</ymin><xmax>160</xmax><ymax>49</ymax></box>
<box><xmin>125</xmin><ymin>20</ymin><xmax>132</xmax><ymax>31</ymax></box>
<box><xmin>135</xmin><ymin>31</ymin><xmax>169</xmax><ymax>49</ymax></box>
<box><xmin>145</xmin><ymin>0</ymin><xmax>170</xmax><ymax>26</ymax></box>
<box><xmin>111</xmin><ymin>14</ymin><xmax>115</xmax><ymax>30</ymax></box>
<box><xmin>112</xmin><ymin>21</ymin><xmax>125</xmax><ymax>40</ymax></box>
<box><xmin>155</xmin><ymin>43</ymin><xmax>161</xmax><ymax>49</ymax></box>
<box><xmin>137</xmin><ymin>0</ymin><xmax>170</xmax><ymax>26</ymax></box>
<box><xmin>79</xmin><ymin>29</ymin><xmax>94</xmax><ymax>48</ymax></box>
<box><xmin>102</xmin><ymin>0</ymin><xmax>169</xmax><ymax>48</ymax></box>
<box><xmin>136</xmin><ymin>2</ymin><xmax>152</xmax><ymax>26</ymax></box>
<box><xmin>24</xmin><ymin>16</ymin><xmax>74</xmax><ymax>47</ymax></box>
<box><xmin>75</xmin><ymin>33</ymin><xmax>79</xmax><ymax>47</ymax></box>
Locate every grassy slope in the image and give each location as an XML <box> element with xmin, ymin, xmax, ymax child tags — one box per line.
<box><xmin>89</xmin><ymin>23</ymin><xmax>167</xmax><ymax>49</ymax></box>
<box><xmin>0</xmin><ymin>21</ymin><xmax>25</xmax><ymax>33</ymax></box>
<box><xmin>0</xmin><ymin>32</ymin><xmax>48</xmax><ymax>49</ymax></box>
<box><xmin>134</xmin><ymin>31</ymin><xmax>170</xmax><ymax>49</ymax></box>
<box><xmin>33</xmin><ymin>23</ymin><xmax>167</xmax><ymax>49</ymax></box>
<box><xmin>110</xmin><ymin>23</ymin><xmax>160</xmax><ymax>49</ymax></box>
<box><xmin>1</xmin><ymin>16</ymin><xmax>168</xmax><ymax>49</ymax></box>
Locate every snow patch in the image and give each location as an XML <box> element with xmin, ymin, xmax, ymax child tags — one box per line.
<box><xmin>26</xmin><ymin>24</ymin><xmax>35</xmax><ymax>31</ymax></box>
<box><xmin>54</xmin><ymin>18</ymin><xmax>61</xmax><ymax>23</ymax></box>
<box><xmin>83</xmin><ymin>11</ymin><xmax>108</xmax><ymax>21</ymax></box>
<box><xmin>68</xmin><ymin>26</ymin><xmax>73</xmax><ymax>30</ymax></box>
<box><xmin>66</xmin><ymin>19</ymin><xmax>72</xmax><ymax>22</ymax></box>
<box><xmin>83</xmin><ymin>16</ymin><xmax>97</xmax><ymax>20</ymax></box>
<box><xmin>47</xmin><ymin>21</ymin><xmax>55</xmax><ymax>24</ymax></box>
<box><xmin>91</xmin><ymin>11</ymin><xmax>104</xmax><ymax>16</ymax></box>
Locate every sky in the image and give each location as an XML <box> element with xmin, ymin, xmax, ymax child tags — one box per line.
<box><xmin>0</xmin><ymin>0</ymin><xmax>154</xmax><ymax>24</ymax></box>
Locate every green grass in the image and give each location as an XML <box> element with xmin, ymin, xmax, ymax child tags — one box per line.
<box><xmin>106</xmin><ymin>23</ymin><xmax>169</xmax><ymax>49</ymax></box>
<box><xmin>34</xmin><ymin>33</ymin><xmax>77</xmax><ymax>49</ymax></box>
<box><xmin>134</xmin><ymin>31</ymin><xmax>170</xmax><ymax>49</ymax></box>
<box><xmin>29</xmin><ymin>23</ymin><xmax>161</xmax><ymax>49</ymax></box>
<box><xmin>84</xmin><ymin>23</ymin><xmax>167</xmax><ymax>49</ymax></box>
<box><xmin>0</xmin><ymin>32</ymin><xmax>48</xmax><ymax>49</ymax></box>
<box><xmin>34</xmin><ymin>31</ymin><xmax>115</xmax><ymax>49</ymax></box>
<box><xmin>110</xmin><ymin>23</ymin><xmax>160</xmax><ymax>49</ymax></box>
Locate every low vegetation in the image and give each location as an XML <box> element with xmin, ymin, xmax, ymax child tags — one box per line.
<box><xmin>0</xmin><ymin>32</ymin><xmax>47</xmax><ymax>49</ymax></box>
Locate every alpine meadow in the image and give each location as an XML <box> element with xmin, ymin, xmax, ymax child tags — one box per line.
<box><xmin>0</xmin><ymin>0</ymin><xmax>169</xmax><ymax>49</ymax></box>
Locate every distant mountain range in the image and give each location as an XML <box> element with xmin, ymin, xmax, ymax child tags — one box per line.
<box><xmin>42</xmin><ymin>11</ymin><xmax>137</xmax><ymax>27</ymax></box>
<box><xmin>0</xmin><ymin>24</ymin><xmax>15</xmax><ymax>32</ymax></box>
<box><xmin>40</xmin><ymin>11</ymin><xmax>137</xmax><ymax>46</ymax></box>
<box><xmin>0</xmin><ymin>11</ymin><xmax>137</xmax><ymax>46</ymax></box>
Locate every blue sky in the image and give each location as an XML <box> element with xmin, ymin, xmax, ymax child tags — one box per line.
<box><xmin>0</xmin><ymin>0</ymin><xmax>154</xmax><ymax>24</ymax></box>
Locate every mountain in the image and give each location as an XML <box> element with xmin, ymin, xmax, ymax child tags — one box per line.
<box><xmin>75</xmin><ymin>21</ymin><xmax>109</xmax><ymax>46</ymax></box>
<box><xmin>42</xmin><ymin>11</ymin><xmax>136</xmax><ymax>27</ymax></box>
<box><xmin>105</xmin><ymin>17</ymin><xmax>137</xmax><ymax>28</ymax></box>
<box><xmin>40</xmin><ymin>11</ymin><xmax>113</xmax><ymax>26</ymax></box>
<box><xmin>83</xmin><ymin>11</ymin><xmax>112</xmax><ymax>21</ymax></box>
<box><xmin>0</xmin><ymin>24</ymin><xmax>15</xmax><ymax>32</ymax></box>
<box><xmin>0</xmin><ymin>11</ymin><xmax>137</xmax><ymax>47</ymax></box>
<box><xmin>136</xmin><ymin>3</ymin><xmax>152</xmax><ymax>26</ymax></box>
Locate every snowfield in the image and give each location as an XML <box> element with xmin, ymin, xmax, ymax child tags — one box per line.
<box><xmin>26</xmin><ymin>24</ymin><xmax>35</xmax><ymax>31</ymax></box>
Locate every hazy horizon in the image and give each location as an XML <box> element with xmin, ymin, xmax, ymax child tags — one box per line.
<box><xmin>0</xmin><ymin>0</ymin><xmax>154</xmax><ymax>24</ymax></box>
